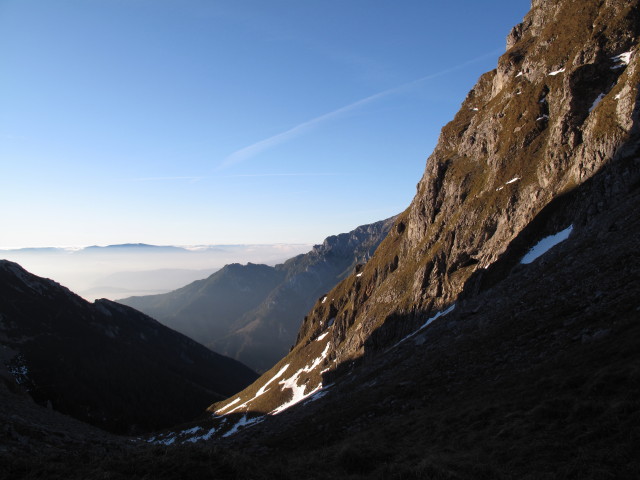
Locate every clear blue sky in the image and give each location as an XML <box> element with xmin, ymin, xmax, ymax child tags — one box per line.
<box><xmin>0</xmin><ymin>0</ymin><xmax>530</xmax><ymax>248</ymax></box>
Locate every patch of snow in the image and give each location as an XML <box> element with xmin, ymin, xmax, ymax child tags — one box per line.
<box><xmin>520</xmin><ymin>225</ymin><xmax>573</xmax><ymax>264</ymax></box>
<box><xmin>316</xmin><ymin>332</ymin><xmax>329</xmax><ymax>341</ymax></box>
<box><xmin>610</xmin><ymin>50</ymin><xmax>632</xmax><ymax>69</ymax></box>
<box><xmin>321</xmin><ymin>296</ymin><xmax>327</xmax><ymax>304</ymax></box>
<box><xmin>471</xmin><ymin>107</ymin><xmax>479</xmax><ymax>111</ymax></box>
<box><xmin>505</xmin><ymin>177</ymin><xmax>521</xmax><ymax>184</ymax></box>
<box><xmin>614</xmin><ymin>92</ymin><xmax>622</xmax><ymax>100</ymax></box>
<box><xmin>223</xmin><ymin>364</ymin><xmax>291</xmax><ymax>415</ymax></box>
<box><xmin>516</xmin><ymin>71</ymin><xmax>523</xmax><ymax>78</ymax></box>
<box><xmin>255</xmin><ymin>364</ymin><xmax>289</xmax><ymax>398</ymax></box>
<box><xmin>536</xmin><ymin>115</ymin><xmax>549</xmax><ymax>121</ymax></box>
<box><xmin>496</xmin><ymin>186</ymin><xmax>504</xmax><ymax>191</ymax></box>
<box><xmin>215</xmin><ymin>397</ymin><xmax>241</xmax><ymax>414</ymax></box>
<box><xmin>548</xmin><ymin>67</ymin><xmax>566</xmax><ymax>76</ymax></box>
<box><xmin>222</xmin><ymin>414</ymin><xmax>264</xmax><ymax>438</ymax></box>
<box><xmin>271</xmin><ymin>342</ymin><xmax>331</xmax><ymax>415</ymax></box>
<box><xmin>184</xmin><ymin>427</ymin><xmax>217</xmax><ymax>443</ymax></box>
<box><xmin>356</xmin><ymin>272</ymin><xmax>363</xmax><ymax>277</ymax></box>
<box><xmin>589</xmin><ymin>93</ymin><xmax>606</xmax><ymax>112</ymax></box>
<box><xmin>388</xmin><ymin>304</ymin><xmax>456</xmax><ymax>351</ymax></box>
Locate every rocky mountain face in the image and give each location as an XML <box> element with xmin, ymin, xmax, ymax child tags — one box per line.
<box><xmin>197</xmin><ymin>0</ymin><xmax>640</xmax><ymax>451</ymax></box>
<box><xmin>119</xmin><ymin>218</ymin><xmax>394</xmax><ymax>372</ymax></box>
<box><xmin>0</xmin><ymin>260</ymin><xmax>257</xmax><ymax>434</ymax></box>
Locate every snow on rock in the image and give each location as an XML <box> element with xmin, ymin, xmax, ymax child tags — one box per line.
<box><xmin>611</xmin><ymin>50</ymin><xmax>633</xmax><ymax>69</ymax></box>
<box><xmin>548</xmin><ymin>67</ymin><xmax>566</xmax><ymax>76</ymax></box>
<box><xmin>316</xmin><ymin>331</ymin><xmax>329</xmax><ymax>341</ymax></box>
<box><xmin>184</xmin><ymin>427</ymin><xmax>217</xmax><ymax>443</ymax></box>
<box><xmin>536</xmin><ymin>114</ymin><xmax>549</xmax><ymax>121</ymax></box>
<box><xmin>254</xmin><ymin>364</ymin><xmax>290</xmax><ymax>398</ymax></box>
<box><xmin>520</xmin><ymin>225</ymin><xmax>573</xmax><ymax>264</ymax></box>
<box><xmin>505</xmin><ymin>177</ymin><xmax>521</xmax><ymax>185</ymax></box>
<box><xmin>589</xmin><ymin>93</ymin><xmax>606</xmax><ymax>112</ymax></box>
<box><xmin>356</xmin><ymin>272</ymin><xmax>363</xmax><ymax>277</ymax></box>
<box><xmin>222</xmin><ymin>415</ymin><xmax>264</xmax><ymax>438</ymax></box>
<box><xmin>321</xmin><ymin>296</ymin><xmax>327</xmax><ymax>304</ymax></box>
<box><xmin>271</xmin><ymin>341</ymin><xmax>331</xmax><ymax>415</ymax></box>
<box><xmin>515</xmin><ymin>71</ymin><xmax>523</xmax><ymax>78</ymax></box>
<box><xmin>219</xmin><ymin>364</ymin><xmax>291</xmax><ymax>415</ymax></box>
<box><xmin>215</xmin><ymin>397</ymin><xmax>240</xmax><ymax>414</ymax></box>
<box><xmin>388</xmin><ymin>304</ymin><xmax>456</xmax><ymax>351</ymax></box>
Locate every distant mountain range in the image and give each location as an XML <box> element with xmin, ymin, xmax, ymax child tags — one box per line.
<box><xmin>0</xmin><ymin>260</ymin><xmax>257</xmax><ymax>434</ymax></box>
<box><xmin>119</xmin><ymin>218</ymin><xmax>395</xmax><ymax>372</ymax></box>
<box><xmin>0</xmin><ymin>243</ymin><xmax>311</xmax><ymax>301</ymax></box>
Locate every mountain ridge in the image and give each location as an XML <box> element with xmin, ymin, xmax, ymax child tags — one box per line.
<box><xmin>119</xmin><ymin>217</ymin><xmax>395</xmax><ymax>371</ymax></box>
<box><xmin>0</xmin><ymin>259</ymin><xmax>258</xmax><ymax>434</ymax></box>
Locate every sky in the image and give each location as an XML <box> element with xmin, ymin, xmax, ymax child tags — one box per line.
<box><xmin>0</xmin><ymin>0</ymin><xmax>531</xmax><ymax>248</ymax></box>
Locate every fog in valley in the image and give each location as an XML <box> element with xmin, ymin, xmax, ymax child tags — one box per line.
<box><xmin>0</xmin><ymin>244</ymin><xmax>311</xmax><ymax>301</ymax></box>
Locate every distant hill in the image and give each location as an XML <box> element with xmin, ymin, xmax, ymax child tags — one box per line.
<box><xmin>119</xmin><ymin>218</ymin><xmax>395</xmax><ymax>372</ymax></box>
<box><xmin>0</xmin><ymin>260</ymin><xmax>258</xmax><ymax>434</ymax></box>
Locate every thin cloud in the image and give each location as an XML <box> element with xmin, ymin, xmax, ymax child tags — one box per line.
<box><xmin>218</xmin><ymin>49</ymin><xmax>502</xmax><ymax>169</ymax></box>
<box><xmin>124</xmin><ymin>173</ymin><xmax>339</xmax><ymax>182</ymax></box>
<box><xmin>125</xmin><ymin>176</ymin><xmax>205</xmax><ymax>182</ymax></box>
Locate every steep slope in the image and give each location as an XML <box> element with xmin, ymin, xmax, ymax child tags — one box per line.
<box><xmin>0</xmin><ymin>260</ymin><xmax>258</xmax><ymax>434</ymax></box>
<box><xmin>205</xmin><ymin>0</ymin><xmax>640</xmax><ymax>432</ymax></box>
<box><xmin>120</xmin><ymin>218</ymin><xmax>394</xmax><ymax>371</ymax></box>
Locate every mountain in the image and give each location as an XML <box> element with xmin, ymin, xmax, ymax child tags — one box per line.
<box><xmin>141</xmin><ymin>0</ymin><xmax>640</xmax><ymax>475</ymax></box>
<box><xmin>119</xmin><ymin>217</ymin><xmax>395</xmax><ymax>372</ymax></box>
<box><xmin>0</xmin><ymin>260</ymin><xmax>258</xmax><ymax>434</ymax></box>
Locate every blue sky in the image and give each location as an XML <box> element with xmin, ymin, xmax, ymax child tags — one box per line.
<box><xmin>0</xmin><ymin>0</ymin><xmax>530</xmax><ymax>248</ymax></box>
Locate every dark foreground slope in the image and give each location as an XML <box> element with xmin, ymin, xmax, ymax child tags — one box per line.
<box><xmin>120</xmin><ymin>218</ymin><xmax>394</xmax><ymax>372</ymax></box>
<box><xmin>0</xmin><ymin>260</ymin><xmax>257</xmax><ymax>434</ymax></box>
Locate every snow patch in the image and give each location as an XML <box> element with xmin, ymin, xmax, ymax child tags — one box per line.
<box><xmin>184</xmin><ymin>427</ymin><xmax>217</xmax><ymax>443</ymax></box>
<box><xmin>316</xmin><ymin>331</ymin><xmax>329</xmax><ymax>341</ymax></box>
<box><xmin>611</xmin><ymin>50</ymin><xmax>632</xmax><ymax>69</ymax></box>
<box><xmin>215</xmin><ymin>397</ymin><xmax>240</xmax><ymax>414</ymax></box>
<box><xmin>515</xmin><ymin>71</ymin><xmax>523</xmax><ymax>78</ymax></box>
<box><xmin>536</xmin><ymin>115</ymin><xmax>549</xmax><ymax>121</ymax></box>
<box><xmin>255</xmin><ymin>364</ymin><xmax>290</xmax><ymax>397</ymax></box>
<box><xmin>356</xmin><ymin>272</ymin><xmax>363</xmax><ymax>277</ymax></box>
<box><xmin>505</xmin><ymin>177</ymin><xmax>521</xmax><ymax>184</ymax></box>
<box><xmin>589</xmin><ymin>93</ymin><xmax>606</xmax><ymax>112</ymax></box>
<box><xmin>222</xmin><ymin>414</ymin><xmax>264</xmax><ymax>438</ymax></box>
<box><xmin>389</xmin><ymin>304</ymin><xmax>456</xmax><ymax>351</ymax></box>
<box><xmin>548</xmin><ymin>67</ymin><xmax>566</xmax><ymax>76</ymax></box>
<box><xmin>271</xmin><ymin>342</ymin><xmax>331</xmax><ymax>415</ymax></box>
<box><xmin>520</xmin><ymin>225</ymin><xmax>573</xmax><ymax>264</ymax></box>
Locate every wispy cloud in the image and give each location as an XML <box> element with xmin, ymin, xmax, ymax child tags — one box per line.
<box><xmin>124</xmin><ymin>173</ymin><xmax>339</xmax><ymax>182</ymax></box>
<box><xmin>125</xmin><ymin>176</ymin><xmax>206</xmax><ymax>182</ymax></box>
<box><xmin>218</xmin><ymin>49</ymin><xmax>502</xmax><ymax>169</ymax></box>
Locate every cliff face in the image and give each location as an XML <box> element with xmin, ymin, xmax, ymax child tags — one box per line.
<box><xmin>295</xmin><ymin>0</ymin><xmax>640</xmax><ymax>363</ymax></box>
<box><xmin>206</xmin><ymin>0</ymin><xmax>640</xmax><ymax>424</ymax></box>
